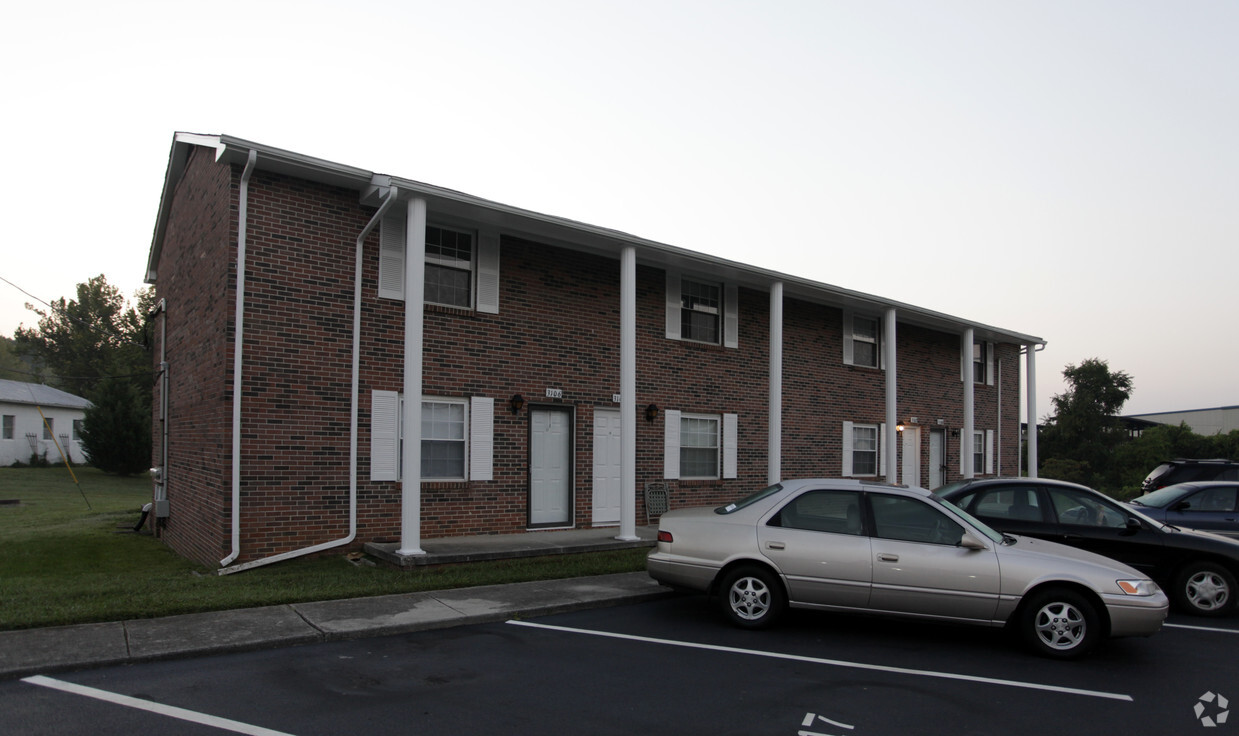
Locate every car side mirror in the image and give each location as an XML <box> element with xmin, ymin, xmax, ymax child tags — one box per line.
<box><xmin>1121</xmin><ymin>517</ymin><xmax>1142</xmax><ymax>536</ymax></box>
<box><xmin>959</xmin><ymin>532</ymin><xmax>988</xmax><ymax>550</ymax></box>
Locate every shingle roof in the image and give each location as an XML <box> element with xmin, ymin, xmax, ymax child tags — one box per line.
<box><xmin>0</xmin><ymin>380</ymin><xmax>91</xmax><ymax>409</ymax></box>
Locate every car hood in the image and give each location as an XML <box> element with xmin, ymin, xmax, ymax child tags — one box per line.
<box><xmin>1000</xmin><ymin>534</ymin><xmax>1146</xmax><ymax>578</ymax></box>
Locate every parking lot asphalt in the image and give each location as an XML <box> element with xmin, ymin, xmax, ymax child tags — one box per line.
<box><xmin>0</xmin><ymin>527</ymin><xmax>667</xmax><ymax>681</ymax></box>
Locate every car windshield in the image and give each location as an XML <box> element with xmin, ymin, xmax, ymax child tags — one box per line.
<box><xmin>1130</xmin><ymin>484</ymin><xmax>1192</xmax><ymax>508</ymax></box>
<box><xmin>715</xmin><ymin>483</ymin><xmax>784</xmax><ymax>514</ymax></box>
<box><xmin>928</xmin><ymin>493</ymin><xmax>1005</xmax><ymax>544</ymax></box>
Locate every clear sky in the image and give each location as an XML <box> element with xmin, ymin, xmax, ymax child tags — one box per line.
<box><xmin>1</xmin><ymin>1</ymin><xmax>1234</xmax><ymax>419</ymax></box>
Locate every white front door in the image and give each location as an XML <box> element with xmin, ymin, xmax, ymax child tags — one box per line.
<box><xmin>591</xmin><ymin>409</ymin><xmax>622</xmax><ymax>525</ymax></box>
<box><xmin>530</xmin><ymin>407</ymin><xmax>572</xmax><ymax>527</ymax></box>
<box><xmin>901</xmin><ymin>426</ymin><xmax>921</xmax><ymax>489</ymax></box>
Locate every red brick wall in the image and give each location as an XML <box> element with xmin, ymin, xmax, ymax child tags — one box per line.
<box><xmin>154</xmin><ymin>151</ymin><xmax>1028</xmax><ymax>566</ymax></box>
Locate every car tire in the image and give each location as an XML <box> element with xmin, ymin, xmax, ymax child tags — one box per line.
<box><xmin>719</xmin><ymin>565</ymin><xmax>784</xmax><ymax>629</ymax></box>
<box><xmin>1019</xmin><ymin>587</ymin><xmax>1101</xmax><ymax>659</ymax></box>
<box><xmin>1174</xmin><ymin>561</ymin><xmax>1237</xmax><ymax>617</ymax></box>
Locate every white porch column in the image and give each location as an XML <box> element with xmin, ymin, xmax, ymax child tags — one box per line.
<box><xmin>398</xmin><ymin>197</ymin><xmax>427</xmax><ymax>555</ymax></box>
<box><xmin>617</xmin><ymin>246</ymin><xmax>639</xmax><ymax>540</ymax></box>
<box><xmin>962</xmin><ymin>329</ymin><xmax>975</xmax><ymax>479</ymax></box>
<box><xmin>1026</xmin><ymin>344</ymin><xmax>1039</xmax><ymax>478</ymax></box>
<box><xmin>884</xmin><ymin>308</ymin><xmax>898</xmax><ymax>483</ymax></box>
<box><xmin>768</xmin><ymin>282</ymin><xmax>783</xmax><ymax>485</ymax></box>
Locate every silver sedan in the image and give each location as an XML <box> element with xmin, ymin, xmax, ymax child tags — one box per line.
<box><xmin>647</xmin><ymin>479</ymin><xmax>1168</xmax><ymax>658</ymax></box>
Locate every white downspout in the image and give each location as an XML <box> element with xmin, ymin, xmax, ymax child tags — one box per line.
<box><xmin>153</xmin><ymin>298</ymin><xmax>169</xmax><ymax>515</ymax></box>
<box><xmin>997</xmin><ymin>357</ymin><xmax>1003</xmax><ymax>476</ymax></box>
<box><xmin>221</xmin><ymin>150</ymin><xmax>258</xmax><ymax>568</ymax></box>
<box><xmin>962</xmin><ymin>329</ymin><xmax>975</xmax><ymax>479</ymax></box>
<box><xmin>768</xmin><ymin>282</ymin><xmax>783</xmax><ymax>485</ymax></box>
<box><xmin>219</xmin><ymin>185</ymin><xmax>399</xmax><ymax>574</ymax></box>
<box><xmin>1027</xmin><ymin>343</ymin><xmax>1042</xmax><ymax>478</ymax></box>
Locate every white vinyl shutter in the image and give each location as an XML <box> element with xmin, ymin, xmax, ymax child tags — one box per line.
<box><xmin>985</xmin><ymin>429</ymin><xmax>995</xmax><ymax>475</ymax></box>
<box><xmin>878</xmin><ymin>422</ymin><xmax>886</xmax><ymax>477</ymax></box>
<box><xmin>379</xmin><ymin>213</ymin><xmax>406</xmax><ymax>300</ymax></box>
<box><xmin>476</xmin><ymin>230</ymin><xmax>500</xmax><ymax>314</ymax></box>
<box><xmin>665</xmin><ymin>271</ymin><xmax>681</xmax><ymax>340</ymax></box>
<box><xmin>470</xmin><ymin>397</ymin><xmax>494</xmax><ymax>481</ymax></box>
<box><xmin>842</xmin><ymin>421</ymin><xmax>854</xmax><ymax>476</ymax></box>
<box><xmin>370</xmin><ymin>390</ymin><xmax>400</xmax><ymax>481</ymax></box>
<box><xmin>723</xmin><ymin>284</ymin><xmax>739</xmax><ymax>349</ymax></box>
<box><xmin>723</xmin><ymin>413</ymin><xmax>738</xmax><ymax>479</ymax></box>
<box><xmin>663</xmin><ymin>409</ymin><xmax>681</xmax><ymax>479</ymax></box>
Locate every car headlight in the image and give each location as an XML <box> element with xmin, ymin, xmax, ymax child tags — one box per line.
<box><xmin>1117</xmin><ymin>579</ymin><xmax>1160</xmax><ymax>596</ymax></box>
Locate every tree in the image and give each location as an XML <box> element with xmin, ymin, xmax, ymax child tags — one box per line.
<box><xmin>12</xmin><ymin>275</ymin><xmax>155</xmax><ymax>474</ymax></box>
<box><xmin>12</xmin><ymin>275</ymin><xmax>153</xmax><ymax>399</ymax></box>
<box><xmin>1039</xmin><ymin>358</ymin><xmax>1134</xmax><ymax>489</ymax></box>
<box><xmin>0</xmin><ymin>336</ymin><xmax>32</xmax><ymax>382</ymax></box>
<box><xmin>79</xmin><ymin>377</ymin><xmax>151</xmax><ymax>476</ymax></box>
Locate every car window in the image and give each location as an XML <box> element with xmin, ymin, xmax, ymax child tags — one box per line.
<box><xmin>716</xmin><ymin>483</ymin><xmax>783</xmax><ymax>514</ymax></box>
<box><xmin>973</xmin><ymin>486</ymin><xmax>1044</xmax><ymax>522</ymax></box>
<box><xmin>773</xmin><ymin>490</ymin><xmax>864</xmax><ymax>535</ymax></box>
<box><xmin>1047</xmin><ymin>488</ymin><xmax>1127</xmax><ymax>528</ymax></box>
<box><xmin>870</xmin><ymin>494</ymin><xmax>964</xmax><ymax>546</ymax></box>
<box><xmin>1189</xmin><ymin>486</ymin><xmax>1238</xmax><ymax>512</ymax></box>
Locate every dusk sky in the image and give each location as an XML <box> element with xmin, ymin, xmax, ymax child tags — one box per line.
<box><xmin>1</xmin><ymin>1</ymin><xmax>1234</xmax><ymax>420</ymax></box>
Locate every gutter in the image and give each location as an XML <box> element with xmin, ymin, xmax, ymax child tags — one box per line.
<box><xmin>218</xmin><ymin>183</ymin><xmax>399</xmax><ymax>574</ymax></box>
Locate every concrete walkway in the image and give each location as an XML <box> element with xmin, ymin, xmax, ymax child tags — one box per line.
<box><xmin>0</xmin><ymin>527</ymin><xmax>668</xmax><ymax>681</ymax></box>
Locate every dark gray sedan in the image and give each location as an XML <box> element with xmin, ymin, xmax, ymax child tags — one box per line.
<box><xmin>1126</xmin><ymin>482</ymin><xmax>1239</xmax><ymax>539</ymax></box>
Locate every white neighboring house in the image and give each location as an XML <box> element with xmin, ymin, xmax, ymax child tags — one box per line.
<box><xmin>0</xmin><ymin>380</ymin><xmax>92</xmax><ymax>466</ymax></box>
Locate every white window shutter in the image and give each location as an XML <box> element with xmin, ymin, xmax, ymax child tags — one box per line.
<box><xmin>842</xmin><ymin>311</ymin><xmax>854</xmax><ymax>365</ymax></box>
<box><xmin>476</xmin><ymin>230</ymin><xmax>500</xmax><ymax>314</ymax></box>
<box><xmin>878</xmin><ymin>422</ymin><xmax>886</xmax><ymax>475</ymax></box>
<box><xmin>470</xmin><ymin>397</ymin><xmax>494</xmax><ymax>481</ymax></box>
<box><xmin>842</xmin><ymin>421</ymin><xmax>854</xmax><ymax>476</ymax></box>
<box><xmin>379</xmin><ymin>213</ymin><xmax>406</xmax><ymax>301</ymax></box>
<box><xmin>986</xmin><ymin>343</ymin><xmax>995</xmax><ymax>386</ymax></box>
<box><xmin>878</xmin><ymin>320</ymin><xmax>886</xmax><ymax>370</ymax></box>
<box><xmin>985</xmin><ymin>429</ymin><xmax>995</xmax><ymax>475</ymax></box>
<box><xmin>370</xmin><ymin>390</ymin><xmax>400</xmax><ymax>481</ymax></box>
<box><xmin>723</xmin><ymin>413</ymin><xmax>738</xmax><ymax>479</ymax></box>
<box><xmin>665</xmin><ymin>271</ymin><xmax>681</xmax><ymax>340</ymax></box>
<box><xmin>723</xmin><ymin>284</ymin><xmax>739</xmax><ymax>348</ymax></box>
<box><xmin>664</xmin><ymin>409</ymin><xmax>681</xmax><ymax>479</ymax></box>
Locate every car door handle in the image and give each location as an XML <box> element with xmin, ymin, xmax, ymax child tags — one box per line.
<box><xmin>877</xmin><ymin>553</ymin><xmax>899</xmax><ymax>563</ymax></box>
<box><xmin>766</xmin><ymin>542</ymin><xmax>786</xmax><ymax>550</ymax></box>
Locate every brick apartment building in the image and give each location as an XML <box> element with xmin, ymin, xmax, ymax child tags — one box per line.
<box><xmin>145</xmin><ymin>133</ymin><xmax>1046</xmax><ymax>572</ymax></box>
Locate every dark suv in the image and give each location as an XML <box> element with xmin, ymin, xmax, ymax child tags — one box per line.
<box><xmin>1142</xmin><ymin>459</ymin><xmax>1239</xmax><ymax>492</ymax></box>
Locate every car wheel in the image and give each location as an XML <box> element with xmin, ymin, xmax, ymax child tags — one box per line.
<box><xmin>1174</xmin><ymin>561</ymin><xmax>1237</xmax><ymax>617</ymax></box>
<box><xmin>1019</xmin><ymin>588</ymin><xmax>1100</xmax><ymax>659</ymax></box>
<box><xmin>719</xmin><ymin>565</ymin><xmax>784</xmax><ymax>629</ymax></box>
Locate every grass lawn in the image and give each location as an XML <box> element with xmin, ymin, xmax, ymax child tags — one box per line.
<box><xmin>0</xmin><ymin>467</ymin><xmax>648</xmax><ymax>631</ymax></box>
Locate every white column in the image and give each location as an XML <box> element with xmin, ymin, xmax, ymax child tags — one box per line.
<box><xmin>962</xmin><ymin>329</ymin><xmax>975</xmax><ymax>479</ymax></box>
<box><xmin>1026</xmin><ymin>344</ymin><xmax>1039</xmax><ymax>478</ymax></box>
<box><xmin>768</xmin><ymin>282</ymin><xmax>783</xmax><ymax>485</ymax></box>
<box><xmin>884</xmin><ymin>308</ymin><xmax>898</xmax><ymax>483</ymax></box>
<box><xmin>398</xmin><ymin>197</ymin><xmax>427</xmax><ymax>555</ymax></box>
<box><xmin>616</xmin><ymin>246</ymin><xmax>639</xmax><ymax>540</ymax></box>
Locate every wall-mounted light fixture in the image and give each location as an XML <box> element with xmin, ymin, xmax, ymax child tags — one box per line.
<box><xmin>645</xmin><ymin>403</ymin><xmax>659</xmax><ymax>422</ymax></box>
<box><xmin>509</xmin><ymin>394</ymin><xmax>525</xmax><ymax>415</ymax></box>
<box><xmin>896</xmin><ymin>421</ymin><xmax>905</xmax><ymax>433</ymax></box>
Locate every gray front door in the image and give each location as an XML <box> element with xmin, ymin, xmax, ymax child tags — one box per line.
<box><xmin>530</xmin><ymin>407</ymin><xmax>572</xmax><ymax>527</ymax></box>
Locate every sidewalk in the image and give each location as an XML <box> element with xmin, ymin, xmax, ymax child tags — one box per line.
<box><xmin>0</xmin><ymin>527</ymin><xmax>669</xmax><ymax>681</ymax></box>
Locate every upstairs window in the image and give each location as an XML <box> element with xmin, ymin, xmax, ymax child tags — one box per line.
<box><xmin>681</xmin><ymin>278</ymin><xmax>721</xmax><ymax>344</ymax></box>
<box><xmin>424</xmin><ymin>226</ymin><xmax>474</xmax><ymax>309</ymax></box>
<box><xmin>843</xmin><ymin>310</ymin><xmax>882</xmax><ymax>369</ymax></box>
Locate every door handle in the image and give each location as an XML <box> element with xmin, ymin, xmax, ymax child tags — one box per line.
<box><xmin>877</xmin><ymin>553</ymin><xmax>899</xmax><ymax>563</ymax></box>
<box><xmin>767</xmin><ymin>542</ymin><xmax>786</xmax><ymax>550</ymax></box>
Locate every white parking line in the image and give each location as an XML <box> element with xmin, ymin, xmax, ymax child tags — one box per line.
<box><xmin>507</xmin><ymin>620</ymin><xmax>1133</xmax><ymax>702</ymax></box>
<box><xmin>1164</xmin><ymin>622</ymin><xmax>1239</xmax><ymax>635</ymax></box>
<box><xmin>21</xmin><ymin>676</ymin><xmax>296</xmax><ymax>736</ymax></box>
